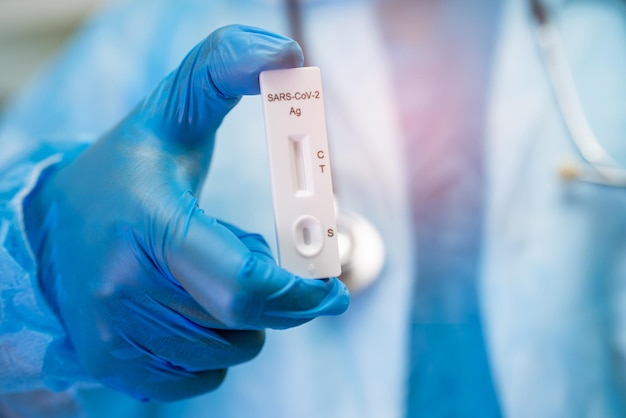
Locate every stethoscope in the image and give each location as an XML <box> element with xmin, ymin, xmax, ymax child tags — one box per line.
<box><xmin>531</xmin><ymin>0</ymin><xmax>626</xmax><ymax>186</ymax></box>
<box><xmin>284</xmin><ymin>0</ymin><xmax>626</xmax><ymax>292</ymax></box>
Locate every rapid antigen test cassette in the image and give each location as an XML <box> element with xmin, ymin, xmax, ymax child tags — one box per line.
<box><xmin>260</xmin><ymin>67</ymin><xmax>341</xmax><ymax>279</ymax></box>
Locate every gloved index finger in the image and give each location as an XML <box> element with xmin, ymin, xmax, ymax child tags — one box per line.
<box><xmin>234</xmin><ymin>256</ymin><xmax>350</xmax><ymax>330</ymax></box>
<box><xmin>135</xmin><ymin>24</ymin><xmax>304</xmax><ymax>146</ymax></box>
<box><xmin>166</xmin><ymin>207</ymin><xmax>350</xmax><ymax>331</ymax></box>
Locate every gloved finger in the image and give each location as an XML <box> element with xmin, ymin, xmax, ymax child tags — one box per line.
<box><xmin>117</xmin><ymin>291</ymin><xmax>266</xmax><ymax>370</ymax></box>
<box><xmin>149</xmin><ymin>369</ymin><xmax>227</xmax><ymax>402</ymax></box>
<box><xmin>127</xmin><ymin>24</ymin><xmax>303</xmax><ymax>146</ymax></box>
<box><xmin>95</xmin><ymin>350</ymin><xmax>228</xmax><ymax>403</ymax></box>
<box><xmin>165</xmin><ymin>199</ymin><xmax>350</xmax><ymax>330</ymax></box>
<box><xmin>216</xmin><ymin>219</ymin><xmax>276</xmax><ymax>264</ymax></box>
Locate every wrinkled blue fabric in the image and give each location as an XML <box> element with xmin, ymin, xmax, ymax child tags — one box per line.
<box><xmin>0</xmin><ymin>144</ymin><xmax>89</xmax><ymax>395</ymax></box>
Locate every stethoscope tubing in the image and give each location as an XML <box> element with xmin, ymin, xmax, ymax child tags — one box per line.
<box><xmin>531</xmin><ymin>0</ymin><xmax>626</xmax><ymax>187</ymax></box>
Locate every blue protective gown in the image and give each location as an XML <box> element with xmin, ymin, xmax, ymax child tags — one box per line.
<box><xmin>1</xmin><ymin>0</ymin><xmax>626</xmax><ymax>417</ymax></box>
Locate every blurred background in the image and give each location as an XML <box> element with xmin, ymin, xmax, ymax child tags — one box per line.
<box><xmin>0</xmin><ymin>0</ymin><xmax>107</xmax><ymax>110</ymax></box>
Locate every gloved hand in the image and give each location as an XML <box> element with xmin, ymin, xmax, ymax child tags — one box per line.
<box><xmin>23</xmin><ymin>25</ymin><xmax>349</xmax><ymax>402</ymax></box>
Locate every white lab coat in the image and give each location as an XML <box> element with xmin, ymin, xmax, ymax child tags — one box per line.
<box><xmin>1</xmin><ymin>0</ymin><xmax>625</xmax><ymax>416</ymax></box>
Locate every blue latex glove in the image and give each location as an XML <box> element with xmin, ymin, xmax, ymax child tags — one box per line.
<box><xmin>22</xmin><ymin>25</ymin><xmax>349</xmax><ymax>402</ymax></box>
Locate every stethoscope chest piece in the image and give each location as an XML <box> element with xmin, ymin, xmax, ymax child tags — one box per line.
<box><xmin>337</xmin><ymin>209</ymin><xmax>385</xmax><ymax>293</ymax></box>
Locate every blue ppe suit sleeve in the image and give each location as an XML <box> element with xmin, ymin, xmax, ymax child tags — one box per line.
<box><xmin>0</xmin><ymin>143</ymin><xmax>90</xmax><ymax>393</ymax></box>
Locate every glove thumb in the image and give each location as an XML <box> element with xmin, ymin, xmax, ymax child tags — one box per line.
<box><xmin>127</xmin><ymin>25</ymin><xmax>303</xmax><ymax>147</ymax></box>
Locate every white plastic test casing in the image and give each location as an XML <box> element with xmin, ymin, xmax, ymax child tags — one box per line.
<box><xmin>260</xmin><ymin>67</ymin><xmax>341</xmax><ymax>279</ymax></box>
